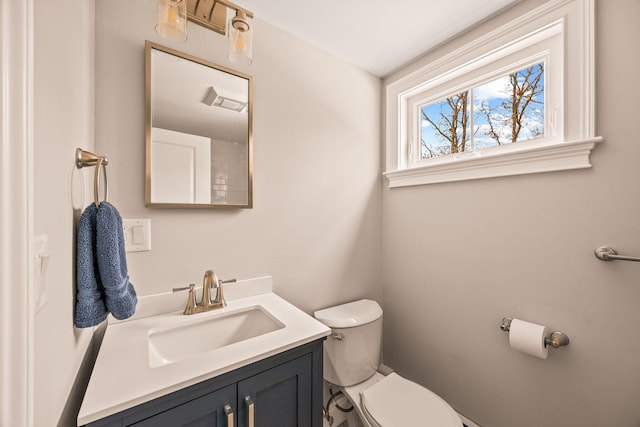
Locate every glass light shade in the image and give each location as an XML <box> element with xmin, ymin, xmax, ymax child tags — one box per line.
<box><xmin>227</xmin><ymin>14</ymin><xmax>253</xmax><ymax>66</ymax></box>
<box><xmin>155</xmin><ymin>0</ymin><xmax>187</xmax><ymax>43</ymax></box>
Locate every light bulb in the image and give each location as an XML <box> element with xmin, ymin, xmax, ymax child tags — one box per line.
<box><xmin>167</xmin><ymin>7</ymin><xmax>177</xmax><ymax>25</ymax></box>
<box><xmin>234</xmin><ymin>32</ymin><xmax>246</xmax><ymax>50</ymax></box>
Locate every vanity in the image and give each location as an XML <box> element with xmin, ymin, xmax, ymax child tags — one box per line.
<box><xmin>77</xmin><ymin>276</ymin><xmax>330</xmax><ymax>426</ymax></box>
<box><xmin>78</xmin><ymin>42</ymin><xmax>329</xmax><ymax>425</ymax></box>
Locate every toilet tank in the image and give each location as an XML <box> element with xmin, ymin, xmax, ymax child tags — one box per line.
<box><xmin>314</xmin><ymin>299</ymin><xmax>383</xmax><ymax>387</ymax></box>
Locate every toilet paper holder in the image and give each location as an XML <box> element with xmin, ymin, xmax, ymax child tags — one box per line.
<box><xmin>500</xmin><ymin>317</ymin><xmax>570</xmax><ymax>349</ymax></box>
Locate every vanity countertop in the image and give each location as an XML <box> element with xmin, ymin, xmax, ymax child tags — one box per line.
<box><xmin>77</xmin><ymin>276</ymin><xmax>330</xmax><ymax>425</ymax></box>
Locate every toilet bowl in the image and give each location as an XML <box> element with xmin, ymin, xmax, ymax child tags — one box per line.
<box><xmin>314</xmin><ymin>299</ymin><xmax>462</xmax><ymax>427</ymax></box>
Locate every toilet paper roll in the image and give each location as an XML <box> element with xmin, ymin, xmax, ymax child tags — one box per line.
<box><xmin>508</xmin><ymin>319</ymin><xmax>549</xmax><ymax>359</ymax></box>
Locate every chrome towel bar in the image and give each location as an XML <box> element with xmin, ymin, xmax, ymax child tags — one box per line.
<box><xmin>594</xmin><ymin>246</ymin><xmax>640</xmax><ymax>262</ymax></box>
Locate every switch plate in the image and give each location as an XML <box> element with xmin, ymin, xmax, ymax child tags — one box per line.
<box><xmin>33</xmin><ymin>234</ymin><xmax>50</xmax><ymax>313</ymax></box>
<box><xmin>123</xmin><ymin>218</ymin><xmax>151</xmax><ymax>252</ymax></box>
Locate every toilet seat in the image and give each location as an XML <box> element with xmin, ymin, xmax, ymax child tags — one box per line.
<box><xmin>360</xmin><ymin>373</ymin><xmax>462</xmax><ymax>427</ymax></box>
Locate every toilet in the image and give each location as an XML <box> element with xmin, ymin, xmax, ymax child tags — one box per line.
<box><xmin>314</xmin><ymin>299</ymin><xmax>462</xmax><ymax>427</ymax></box>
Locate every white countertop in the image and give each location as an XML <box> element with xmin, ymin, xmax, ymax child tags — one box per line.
<box><xmin>77</xmin><ymin>276</ymin><xmax>330</xmax><ymax>425</ymax></box>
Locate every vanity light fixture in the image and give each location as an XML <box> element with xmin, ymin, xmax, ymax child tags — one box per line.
<box><xmin>226</xmin><ymin>9</ymin><xmax>253</xmax><ymax>65</ymax></box>
<box><xmin>155</xmin><ymin>0</ymin><xmax>254</xmax><ymax>66</ymax></box>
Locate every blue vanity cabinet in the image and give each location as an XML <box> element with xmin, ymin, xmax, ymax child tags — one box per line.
<box><xmin>82</xmin><ymin>339</ymin><xmax>324</xmax><ymax>427</ymax></box>
<box><xmin>237</xmin><ymin>352</ymin><xmax>312</xmax><ymax>427</ymax></box>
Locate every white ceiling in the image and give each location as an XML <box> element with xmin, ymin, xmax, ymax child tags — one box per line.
<box><xmin>232</xmin><ymin>0</ymin><xmax>521</xmax><ymax>77</ymax></box>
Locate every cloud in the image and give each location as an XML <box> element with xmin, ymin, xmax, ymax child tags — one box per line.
<box><xmin>474</xmin><ymin>76</ymin><xmax>510</xmax><ymax>101</ymax></box>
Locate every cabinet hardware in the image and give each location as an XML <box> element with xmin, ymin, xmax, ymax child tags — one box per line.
<box><xmin>245</xmin><ymin>396</ymin><xmax>255</xmax><ymax>427</ymax></box>
<box><xmin>224</xmin><ymin>404</ymin><xmax>234</xmax><ymax>427</ymax></box>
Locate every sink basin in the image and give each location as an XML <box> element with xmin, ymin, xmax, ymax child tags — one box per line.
<box><xmin>148</xmin><ymin>306</ymin><xmax>285</xmax><ymax>368</ymax></box>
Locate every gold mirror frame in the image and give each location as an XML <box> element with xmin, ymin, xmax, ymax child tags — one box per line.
<box><xmin>145</xmin><ymin>41</ymin><xmax>253</xmax><ymax>209</ymax></box>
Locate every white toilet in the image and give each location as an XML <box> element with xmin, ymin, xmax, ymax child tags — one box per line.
<box><xmin>314</xmin><ymin>299</ymin><xmax>462</xmax><ymax>427</ymax></box>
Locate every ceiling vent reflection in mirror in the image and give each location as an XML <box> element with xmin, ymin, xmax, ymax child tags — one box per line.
<box><xmin>203</xmin><ymin>86</ymin><xmax>248</xmax><ymax>113</ymax></box>
<box><xmin>154</xmin><ymin>0</ymin><xmax>254</xmax><ymax>66</ymax></box>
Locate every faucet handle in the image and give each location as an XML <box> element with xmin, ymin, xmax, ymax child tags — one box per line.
<box><xmin>213</xmin><ymin>278</ymin><xmax>236</xmax><ymax>307</ymax></box>
<box><xmin>173</xmin><ymin>284</ymin><xmax>198</xmax><ymax>315</ymax></box>
<box><xmin>172</xmin><ymin>283</ymin><xmax>196</xmax><ymax>292</ymax></box>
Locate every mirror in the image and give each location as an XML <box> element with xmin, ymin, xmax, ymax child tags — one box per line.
<box><xmin>145</xmin><ymin>41</ymin><xmax>253</xmax><ymax>208</ymax></box>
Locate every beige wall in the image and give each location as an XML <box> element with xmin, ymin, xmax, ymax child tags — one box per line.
<box><xmin>33</xmin><ymin>0</ymin><xmax>95</xmax><ymax>425</ymax></box>
<box><xmin>94</xmin><ymin>0</ymin><xmax>383</xmax><ymax>316</ymax></box>
<box><xmin>381</xmin><ymin>1</ymin><xmax>640</xmax><ymax>426</ymax></box>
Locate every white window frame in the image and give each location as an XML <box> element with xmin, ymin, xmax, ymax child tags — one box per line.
<box><xmin>384</xmin><ymin>0</ymin><xmax>602</xmax><ymax>187</ymax></box>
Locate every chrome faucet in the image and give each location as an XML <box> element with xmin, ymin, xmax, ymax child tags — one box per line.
<box><xmin>173</xmin><ymin>270</ymin><xmax>235</xmax><ymax>315</ymax></box>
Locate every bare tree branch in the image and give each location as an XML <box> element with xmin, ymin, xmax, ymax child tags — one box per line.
<box><xmin>477</xmin><ymin>63</ymin><xmax>544</xmax><ymax>145</ymax></box>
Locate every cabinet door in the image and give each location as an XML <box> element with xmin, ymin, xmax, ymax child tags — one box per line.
<box><xmin>129</xmin><ymin>384</ymin><xmax>236</xmax><ymax>427</ymax></box>
<box><xmin>237</xmin><ymin>354</ymin><xmax>312</xmax><ymax>427</ymax></box>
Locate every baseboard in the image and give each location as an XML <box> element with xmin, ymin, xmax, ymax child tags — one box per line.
<box><xmin>459</xmin><ymin>413</ymin><xmax>481</xmax><ymax>427</ymax></box>
<box><xmin>378</xmin><ymin>363</ymin><xmax>394</xmax><ymax>376</ymax></box>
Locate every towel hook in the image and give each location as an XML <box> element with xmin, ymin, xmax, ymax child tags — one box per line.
<box><xmin>76</xmin><ymin>148</ymin><xmax>109</xmax><ymax>208</ymax></box>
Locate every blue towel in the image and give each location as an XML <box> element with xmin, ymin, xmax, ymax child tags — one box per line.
<box><xmin>74</xmin><ymin>202</ymin><xmax>137</xmax><ymax>327</ymax></box>
<box><xmin>74</xmin><ymin>204</ymin><xmax>108</xmax><ymax>327</ymax></box>
<box><xmin>96</xmin><ymin>202</ymin><xmax>137</xmax><ymax>320</ymax></box>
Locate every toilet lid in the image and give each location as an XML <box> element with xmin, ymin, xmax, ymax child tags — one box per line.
<box><xmin>360</xmin><ymin>373</ymin><xmax>462</xmax><ymax>427</ymax></box>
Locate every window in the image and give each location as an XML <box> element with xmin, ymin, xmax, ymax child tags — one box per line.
<box><xmin>385</xmin><ymin>0</ymin><xmax>602</xmax><ymax>187</ymax></box>
<box><xmin>420</xmin><ymin>62</ymin><xmax>545</xmax><ymax>159</ymax></box>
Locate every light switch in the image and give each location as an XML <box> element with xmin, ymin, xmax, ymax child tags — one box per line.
<box><xmin>33</xmin><ymin>234</ymin><xmax>50</xmax><ymax>313</ymax></box>
<box><xmin>132</xmin><ymin>225</ymin><xmax>144</xmax><ymax>245</ymax></box>
<box><xmin>123</xmin><ymin>218</ymin><xmax>151</xmax><ymax>252</ymax></box>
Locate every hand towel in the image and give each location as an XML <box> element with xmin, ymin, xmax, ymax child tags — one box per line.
<box><xmin>96</xmin><ymin>202</ymin><xmax>138</xmax><ymax>320</ymax></box>
<box><xmin>74</xmin><ymin>204</ymin><xmax>109</xmax><ymax>328</ymax></box>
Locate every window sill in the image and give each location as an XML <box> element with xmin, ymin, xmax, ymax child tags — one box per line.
<box><xmin>384</xmin><ymin>137</ymin><xmax>603</xmax><ymax>188</ymax></box>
